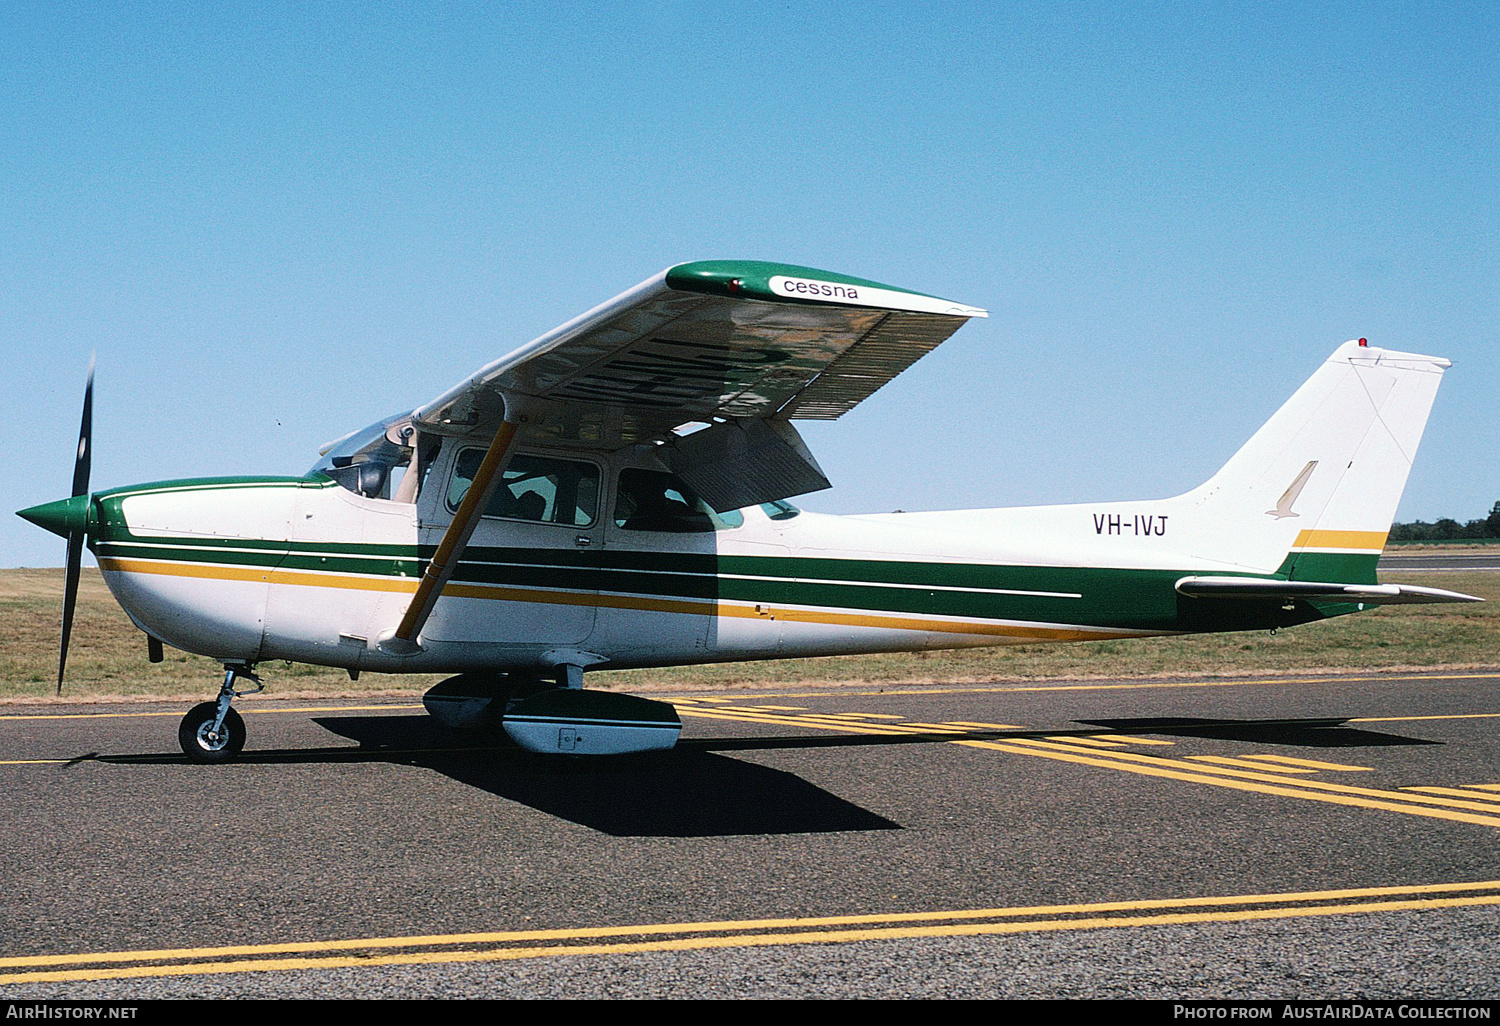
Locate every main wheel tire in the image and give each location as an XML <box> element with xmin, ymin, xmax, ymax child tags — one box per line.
<box><xmin>178</xmin><ymin>702</ymin><xmax>246</xmax><ymax>763</ymax></box>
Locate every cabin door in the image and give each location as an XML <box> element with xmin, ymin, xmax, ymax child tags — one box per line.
<box><xmin>419</xmin><ymin>448</ymin><xmax>602</xmax><ymax>648</ymax></box>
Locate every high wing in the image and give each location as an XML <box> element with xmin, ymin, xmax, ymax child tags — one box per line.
<box><xmin>386</xmin><ymin>260</ymin><xmax>986</xmax><ymax>653</ymax></box>
<box><xmin>415</xmin><ymin>260</ymin><xmax>986</xmax><ymax>439</ymax></box>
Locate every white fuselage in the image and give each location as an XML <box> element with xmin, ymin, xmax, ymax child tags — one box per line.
<box><xmin>95</xmin><ymin>440</ymin><xmax>1240</xmax><ymax>677</ymax></box>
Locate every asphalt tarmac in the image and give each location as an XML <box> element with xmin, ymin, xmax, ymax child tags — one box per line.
<box><xmin>2</xmin><ymin>669</ymin><xmax>1498</xmax><ymax>999</ymax></box>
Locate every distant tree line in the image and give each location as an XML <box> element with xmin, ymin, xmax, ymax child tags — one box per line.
<box><xmin>1389</xmin><ymin>501</ymin><xmax>1500</xmax><ymax>541</ymax></box>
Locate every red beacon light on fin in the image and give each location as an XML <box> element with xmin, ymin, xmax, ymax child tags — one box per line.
<box><xmin>1358</xmin><ymin>338</ymin><xmax>1368</xmax><ymax>346</ymax></box>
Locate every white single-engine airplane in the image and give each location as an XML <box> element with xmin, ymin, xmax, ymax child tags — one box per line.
<box><xmin>19</xmin><ymin>261</ymin><xmax>1480</xmax><ymax>762</ymax></box>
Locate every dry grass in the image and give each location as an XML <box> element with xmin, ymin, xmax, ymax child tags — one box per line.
<box><xmin>0</xmin><ymin>566</ymin><xmax>1494</xmax><ymax>703</ymax></box>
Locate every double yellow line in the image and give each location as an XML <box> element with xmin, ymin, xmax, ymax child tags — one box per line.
<box><xmin>4</xmin><ymin>881</ymin><xmax>1499</xmax><ymax>985</ymax></box>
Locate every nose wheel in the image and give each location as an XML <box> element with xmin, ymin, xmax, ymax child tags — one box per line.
<box><xmin>178</xmin><ymin>664</ymin><xmax>260</xmax><ymax>763</ymax></box>
<box><xmin>178</xmin><ymin>702</ymin><xmax>246</xmax><ymax>762</ymax></box>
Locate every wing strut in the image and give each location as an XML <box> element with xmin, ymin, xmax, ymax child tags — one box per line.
<box><xmin>384</xmin><ymin>417</ymin><xmax>523</xmax><ymax>654</ymax></box>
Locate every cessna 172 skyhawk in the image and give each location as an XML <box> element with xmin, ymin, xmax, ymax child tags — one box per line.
<box><xmin>18</xmin><ymin>260</ymin><xmax>1480</xmax><ymax>762</ymax></box>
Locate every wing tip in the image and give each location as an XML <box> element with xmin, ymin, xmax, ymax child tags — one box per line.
<box><xmin>666</xmin><ymin>260</ymin><xmax>985</xmax><ymax>318</ymax></box>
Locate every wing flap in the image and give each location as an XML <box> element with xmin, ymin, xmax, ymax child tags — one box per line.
<box><xmin>666</xmin><ymin>418</ymin><xmax>830</xmax><ymax>511</ymax></box>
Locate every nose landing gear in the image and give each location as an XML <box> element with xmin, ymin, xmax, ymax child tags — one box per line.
<box><xmin>178</xmin><ymin>664</ymin><xmax>262</xmax><ymax>763</ymax></box>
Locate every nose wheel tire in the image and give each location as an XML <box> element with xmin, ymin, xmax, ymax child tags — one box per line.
<box><xmin>178</xmin><ymin>702</ymin><xmax>246</xmax><ymax>763</ymax></box>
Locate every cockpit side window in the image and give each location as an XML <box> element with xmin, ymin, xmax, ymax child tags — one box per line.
<box><xmin>613</xmin><ymin>469</ymin><xmax>744</xmax><ymax>532</ymax></box>
<box><xmin>447</xmin><ymin>450</ymin><xmax>600</xmax><ymax>526</ymax></box>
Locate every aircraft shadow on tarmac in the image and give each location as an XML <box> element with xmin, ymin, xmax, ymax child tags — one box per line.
<box><xmin>93</xmin><ymin>713</ymin><xmax>1434</xmax><ymax>836</ymax></box>
<box><xmin>303</xmin><ymin>715</ymin><xmax>901</xmax><ymax>838</ymax></box>
<box><xmin>1077</xmin><ymin>716</ymin><xmax>1440</xmax><ymax>747</ymax></box>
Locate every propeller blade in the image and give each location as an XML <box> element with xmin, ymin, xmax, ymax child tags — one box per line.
<box><xmin>58</xmin><ymin>527</ymin><xmax>83</xmax><ymax>693</ymax></box>
<box><xmin>58</xmin><ymin>355</ymin><xmax>94</xmax><ymax>694</ymax></box>
<box><xmin>71</xmin><ymin>355</ymin><xmax>94</xmax><ymax>499</ymax></box>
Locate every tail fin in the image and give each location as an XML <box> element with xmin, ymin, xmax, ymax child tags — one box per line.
<box><xmin>1177</xmin><ymin>340</ymin><xmax>1449</xmax><ymax>581</ymax></box>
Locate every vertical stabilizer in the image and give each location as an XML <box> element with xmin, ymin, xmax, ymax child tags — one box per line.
<box><xmin>1176</xmin><ymin>341</ymin><xmax>1449</xmax><ymax>580</ymax></box>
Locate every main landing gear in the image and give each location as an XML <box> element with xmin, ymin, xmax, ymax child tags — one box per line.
<box><xmin>421</xmin><ymin>669</ymin><xmax>682</xmax><ymax>756</ymax></box>
<box><xmin>178</xmin><ymin>664</ymin><xmax>262</xmax><ymax>763</ymax></box>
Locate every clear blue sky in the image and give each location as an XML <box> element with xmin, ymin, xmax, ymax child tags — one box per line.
<box><xmin>4</xmin><ymin>1</ymin><xmax>1496</xmax><ymax>567</ymax></box>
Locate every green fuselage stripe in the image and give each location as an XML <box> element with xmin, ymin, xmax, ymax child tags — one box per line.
<box><xmin>93</xmin><ymin>535</ymin><xmax>1352</xmax><ymax>634</ymax></box>
<box><xmin>88</xmin><ymin>478</ymin><xmax>1375</xmax><ymax>635</ymax></box>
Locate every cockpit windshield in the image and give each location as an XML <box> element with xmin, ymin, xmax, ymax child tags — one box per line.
<box><xmin>308</xmin><ymin>413</ymin><xmax>416</xmax><ymax>500</ymax></box>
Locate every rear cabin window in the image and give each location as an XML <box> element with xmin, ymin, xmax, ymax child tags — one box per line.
<box><xmin>613</xmin><ymin>469</ymin><xmax>744</xmax><ymax>532</ymax></box>
<box><xmin>447</xmin><ymin>451</ymin><xmax>600</xmax><ymax>527</ymax></box>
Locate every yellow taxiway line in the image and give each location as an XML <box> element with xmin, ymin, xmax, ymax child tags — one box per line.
<box><xmin>670</xmin><ymin>705</ymin><xmax>1500</xmax><ymax>829</ymax></box>
<box><xmin>3</xmin><ymin>671</ymin><xmax>1498</xmax><ymax>721</ymax></box>
<box><xmin>666</xmin><ymin>671</ymin><xmax>1500</xmax><ymax>702</ymax></box>
<box><xmin>0</xmin><ymin>704</ymin><xmax>425</xmax><ymax>721</ymax></box>
<box><xmin>3</xmin><ymin>880</ymin><xmax>1499</xmax><ymax>984</ymax></box>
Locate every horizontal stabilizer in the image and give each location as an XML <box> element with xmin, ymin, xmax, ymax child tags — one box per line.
<box><xmin>1175</xmin><ymin>576</ymin><xmax>1482</xmax><ymax>605</ymax></box>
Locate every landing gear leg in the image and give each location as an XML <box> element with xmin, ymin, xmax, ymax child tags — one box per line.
<box><xmin>178</xmin><ymin>664</ymin><xmax>262</xmax><ymax>763</ymax></box>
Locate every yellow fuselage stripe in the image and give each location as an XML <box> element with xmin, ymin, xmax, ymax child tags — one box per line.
<box><xmin>96</xmin><ymin>555</ymin><xmax>1136</xmax><ymax>643</ymax></box>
